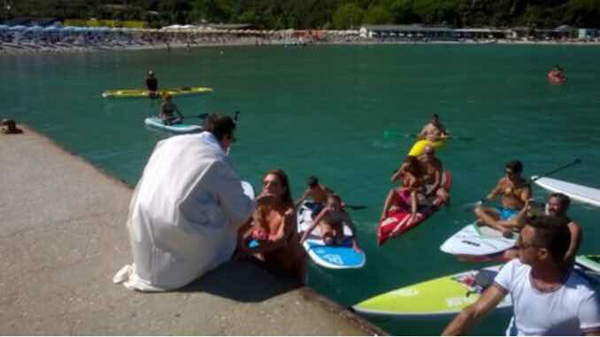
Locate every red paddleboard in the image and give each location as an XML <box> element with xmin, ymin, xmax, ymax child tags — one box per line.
<box><xmin>378</xmin><ymin>171</ymin><xmax>452</xmax><ymax>245</ymax></box>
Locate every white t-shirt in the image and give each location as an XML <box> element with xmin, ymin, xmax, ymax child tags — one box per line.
<box><xmin>494</xmin><ymin>259</ymin><xmax>600</xmax><ymax>336</ymax></box>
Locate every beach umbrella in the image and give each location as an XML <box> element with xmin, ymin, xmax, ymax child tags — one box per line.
<box><xmin>26</xmin><ymin>25</ymin><xmax>43</xmax><ymax>32</ymax></box>
<box><xmin>43</xmin><ymin>26</ymin><xmax>58</xmax><ymax>32</ymax></box>
<box><xmin>0</xmin><ymin>24</ymin><xmax>8</xmax><ymax>30</ymax></box>
<box><xmin>9</xmin><ymin>25</ymin><xmax>27</xmax><ymax>31</ymax></box>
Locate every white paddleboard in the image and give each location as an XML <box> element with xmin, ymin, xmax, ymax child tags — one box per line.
<box><xmin>440</xmin><ymin>223</ymin><xmax>517</xmax><ymax>256</ymax></box>
<box><xmin>298</xmin><ymin>202</ymin><xmax>366</xmax><ymax>269</ymax></box>
<box><xmin>533</xmin><ymin>176</ymin><xmax>600</xmax><ymax>208</ymax></box>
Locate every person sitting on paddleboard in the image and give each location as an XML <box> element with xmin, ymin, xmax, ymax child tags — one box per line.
<box><xmin>300</xmin><ymin>193</ymin><xmax>362</xmax><ymax>252</ymax></box>
<box><xmin>499</xmin><ymin>193</ymin><xmax>582</xmax><ymax>266</ymax></box>
<box><xmin>145</xmin><ymin>70</ymin><xmax>158</xmax><ymax>98</ymax></box>
<box><xmin>418</xmin><ymin>145</ymin><xmax>449</xmax><ymax>203</ymax></box>
<box><xmin>475</xmin><ymin>160</ymin><xmax>531</xmax><ymax>237</ymax></box>
<box><xmin>159</xmin><ymin>94</ymin><xmax>184</xmax><ymax>126</ymax></box>
<box><xmin>295</xmin><ymin>176</ymin><xmax>340</xmax><ymax>218</ymax></box>
<box><xmin>236</xmin><ymin>170</ymin><xmax>307</xmax><ymax>283</ymax></box>
<box><xmin>417</xmin><ymin>114</ymin><xmax>449</xmax><ymax>142</ymax></box>
<box><xmin>382</xmin><ymin>156</ymin><xmax>424</xmax><ymax>225</ymax></box>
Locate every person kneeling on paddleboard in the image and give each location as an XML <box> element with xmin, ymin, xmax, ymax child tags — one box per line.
<box><xmin>159</xmin><ymin>94</ymin><xmax>184</xmax><ymax>126</ymax></box>
<box><xmin>300</xmin><ymin>194</ymin><xmax>362</xmax><ymax>252</ymax></box>
<box><xmin>474</xmin><ymin>160</ymin><xmax>531</xmax><ymax>237</ymax></box>
<box><xmin>382</xmin><ymin>156</ymin><xmax>424</xmax><ymax>226</ymax></box>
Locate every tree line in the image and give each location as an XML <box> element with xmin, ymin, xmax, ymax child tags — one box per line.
<box><xmin>3</xmin><ymin>0</ymin><xmax>600</xmax><ymax>29</ymax></box>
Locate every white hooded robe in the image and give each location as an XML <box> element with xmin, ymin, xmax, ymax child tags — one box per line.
<box><xmin>114</xmin><ymin>131</ymin><xmax>254</xmax><ymax>291</ymax></box>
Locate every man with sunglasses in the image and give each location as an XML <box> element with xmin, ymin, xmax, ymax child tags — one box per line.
<box><xmin>115</xmin><ymin>113</ymin><xmax>265</xmax><ymax>291</ymax></box>
<box><xmin>475</xmin><ymin>160</ymin><xmax>531</xmax><ymax>236</ymax></box>
<box><xmin>443</xmin><ymin>215</ymin><xmax>600</xmax><ymax>336</ymax></box>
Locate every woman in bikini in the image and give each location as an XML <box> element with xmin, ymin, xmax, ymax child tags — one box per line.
<box><xmin>381</xmin><ymin>156</ymin><xmax>424</xmax><ymax>225</ymax></box>
<box><xmin>237</xmin><ymin>169</ymin><xmax>306</xmax><ymax>283</ymax></box>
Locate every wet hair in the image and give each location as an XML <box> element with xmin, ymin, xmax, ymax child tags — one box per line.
<box><xmin>505</xmin><ymin>160</ymin><xmax>523</xmax><ymax>174</ymax></box>
<box><xmin>264</xmin><ymin>169</ymin><xmax>293</xmax><ymax>208</ymax></box>
<box><xmin>526</xmin><ymin>215</ymin><xmax>571</xmax><ymax>264</ymax></box>
<box><xmin>549</xmin><ymin>193</ymin><xmax>571</xmax><ymax>210</ymax></box>
<box><xmin>404</xmin><ymin>156</ymin><xmax>422</xmax><ymax>177</ymax></box>
<box><xmin>307</xmin><ymin>176</ymin><xmax>319</xmax><ymax>188</ymax></box>
<box><xmin>203</xmin><ymin>113</ymin><xmax>236</xmax><ymax>142</ymax></box>
<box><xmin>432</xmin><ymin>114</ymin><xmax>439</xmax><ymax>120</ymax></box>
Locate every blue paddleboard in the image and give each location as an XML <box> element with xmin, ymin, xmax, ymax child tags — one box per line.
<box><xmin>298</xmin><ymin>202</ymin><xmax>366</xmax><ymax>269</ymax></box>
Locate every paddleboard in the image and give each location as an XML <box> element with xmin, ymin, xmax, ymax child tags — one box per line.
<box><xmin>533</xmin><ymin>176</ymin><xmax>600</xmax><ymax>208</ymax></box>
<box><xmin>102</xmin><ymin>86</ymin><xmax>213</xmax><ymax>98</ymax></box>
<box><xmin>576</xmin><ymin>255</ymin><xmax>600</xmax><ymax>273</ymax></box>
<box><xmin>353</xmin><ymin>265</ymin><xmax>510</xmax><ymax>317</ymax></box>
<box><xmin>440</xmin><ymin>223</ymin><xmax>517</xmax><ymax>257</ymax></box>
<box><xmin>297</xmin><ymin>202</ymin><xmax>366</xmax><ymax>269</ymax></box>
<box><xmin>241</xmin><ymin>181</ymin><xmax>255</xmax><ymax>199</ymax></box>
<box><xmin>378</xmin><ymin>170</ymin><xmax>452</xmax><ymax>245</ymax></box>
<box><xmin>407</xmin><ymin>138</ymin><xmax>446</xmax><ymax>157</ymax></box>
<box><xmin>144</xmin><ymin>117</ymin><xmax>202</xmax><ymax>134</ymax></box>
<box><xmin>353</xmin><ymin>257</ymin><xmax>600</xmax><ymax>317</ymax></box>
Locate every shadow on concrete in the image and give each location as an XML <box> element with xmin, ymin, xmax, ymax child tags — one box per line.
<box><xmin>179</xmin><ymin>260</ymin><xmax>301</xmax><ymax>302</ymax></box>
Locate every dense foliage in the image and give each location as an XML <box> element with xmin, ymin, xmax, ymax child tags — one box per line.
<box><xmin>2</xmin><ymin>0</ymin><xmax>599</xmax><ymax>29</ymax></box>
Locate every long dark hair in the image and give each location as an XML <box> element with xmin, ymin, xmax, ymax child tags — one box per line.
<box><xmin>264</xmin><ymin>169</ymin><xmax>293</xmax><ymax>208</ymax></box>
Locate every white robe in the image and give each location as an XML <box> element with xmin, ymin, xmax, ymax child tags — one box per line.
<box><xmin>114</xmin><ymin>132</ymin><xmax>254</xmax><ymax>291</ymax></box>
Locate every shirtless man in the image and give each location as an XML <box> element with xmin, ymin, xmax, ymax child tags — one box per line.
<box><xmin>295</xmin><ymin>176</ymin><xmax>335</xmax><ymax>218</ymax></box>
<box><xmin>474</xmin><ymin>160</ymin><xmax>531</xmax><ymax>236</ymax></box>
<box><xmin>492</xmin><ymin>193</ymin><xmax>582</xmax><ymax>264</ymax></box>
<box><xmin>300</xmin><ymin>194</ymin><xmax>362</xmax><ymax>252</ymax></box>
<box><xmin>418</xmin><ymin>145</ymin><xmax>449</xmax><ymax>203</ymax></box>
<box><xmin>145</xmin><ymin>71</ymin><xmax>158</xmax><ymax>98</ymax></box>
<box><xmin>384</xmin><ymin>156</ymin><xmax>424</xmax><ymax>225</ymax></box>
<box><xmin>417</xmin><ymin>114</ymin><xmax>449</xmax><ymax>142</ymax></box>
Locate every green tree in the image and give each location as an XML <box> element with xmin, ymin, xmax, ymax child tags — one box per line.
<box><xmin>332</xmin><ymin>3</ymin><xmax>365</xmax><ymax>29</ymax></box>
<box><xmin>363</xmin><ymin>5</ymin><xmax>393</xmax><ymax>24</ymax></box>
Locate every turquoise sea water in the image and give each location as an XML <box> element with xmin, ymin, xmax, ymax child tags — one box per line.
<box><xmin>2</xmin><ymin>44</ymin><xmax>600</xmax><ymax>335</ymax></box>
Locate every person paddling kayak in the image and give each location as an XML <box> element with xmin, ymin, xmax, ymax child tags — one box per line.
<box><xmin>159</xmin><ymin>94</ymin><xmax>184</xmax><ymax>125</ymax></box>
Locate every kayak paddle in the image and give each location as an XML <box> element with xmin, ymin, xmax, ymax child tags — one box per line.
<box><xmin>383</xmin><ymin>130</ymin><xmax>475</xmax><ymax>141</ymax></box>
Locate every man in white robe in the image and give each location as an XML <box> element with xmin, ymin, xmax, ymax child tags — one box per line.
<box><xmin>114</xmin><ymin>114</ymin><xmax>255</xmax><ymax>291</ymax></box>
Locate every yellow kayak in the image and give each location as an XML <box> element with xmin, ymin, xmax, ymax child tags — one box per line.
<box><xmin>408</xmin><ymin>138</ymin><xmax>447</xmax><ymax>157</ymax></box>
<box><xmin>102</xmin><ymin>86</ymin><xmax>213</xmax><ymax>99</ymax></box>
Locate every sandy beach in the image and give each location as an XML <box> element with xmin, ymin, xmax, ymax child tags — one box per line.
<box><xmin>2</xmin><ymin>28</ymin><xmax>600</xmax><ymax>56</ymax></box>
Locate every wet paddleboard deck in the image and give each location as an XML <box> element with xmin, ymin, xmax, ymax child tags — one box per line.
<box><xmin>533</xmin><ymin>176</ymin><xmax>600</xmax><ymax>208</ymax></box>
<box><xmin>377</xmin><ymin>171</ymin><xmax>452</xmax><ymax>245</ymax></box>
<box><xmin>440</xmin><ymin>223</ymin><xmax>517</xmax><ymax>257</ymax></box>
<box><xmin>297</xmin><ymin>202</ymin><xmax>366</xmax><ymax>269</ymax></box>
<box><xmin>144</xmin><ymin>117</ymin><xmax>202</xmax><ymax>134</ymax></box>
<box><xmin>102</xmin><ymin>86</ymin><xmax>213</xmax><ymax>98</ymax></box>
<box><xmin>353</xmin><ymin>265</ymin><xmax>510</xmax><ymax>317</ymax></box>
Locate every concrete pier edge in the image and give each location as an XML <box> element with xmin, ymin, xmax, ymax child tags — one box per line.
<box><xmin>0</xmin><ymin>124</ymin><xmax>388</xmax><ymax>335</ymax></box>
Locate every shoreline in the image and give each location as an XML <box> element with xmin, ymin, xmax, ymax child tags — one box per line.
<box><xmin>2</xmin><ymin>35</ymin><xmax>600</xmax><ymax>56</ymax></box>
